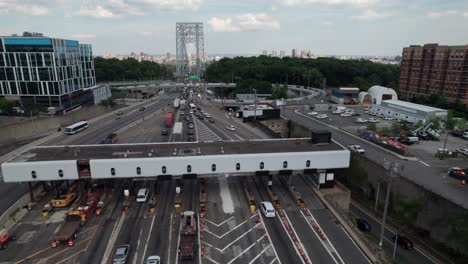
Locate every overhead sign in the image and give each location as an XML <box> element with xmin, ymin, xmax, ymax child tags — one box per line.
<box><xmin>189</xmin><ymin>75</ymin><xmax>199</xmax><ymax>80</ymax></box>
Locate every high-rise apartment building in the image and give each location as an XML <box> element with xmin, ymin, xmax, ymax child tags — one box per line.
<box><xmin>279</xmin><ymin>50</ymin><xmax>285</xmax><ymax>58</ymax></box>
<box><xmin>262</xmin><ymin>50</ymin><xmax>269</xmax><ymax>56</ymax></box>
<box><xmin>271</xmin><ymin>50</ymin><xmax>278</xmax><ymax>57</ymax></box>
<box><xmin>399</xmin><ymin>43</ymin><xmax>468</xmax><ymax>105</ymax></box>
<box><xmin>0</xmin><ymin>32</ymin><xmax>96</xmax><ymax>110</ymax></box>
<box><xmin>292</xmin><ymin>48</ymin><xmax>298</xmax><ymax>58</ymax></box>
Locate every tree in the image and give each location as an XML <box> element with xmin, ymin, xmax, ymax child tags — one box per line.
<box><xmin>302</xmin><ymin>68</ymin><xmax>324</xmax><ymax>88</ymax></box>
<box><xmin>270</xmin><ymin>84</ymin><xmax>288</xmax><ymax>99</ymax></box>
<box><xmin>415</xmin><ymin>120</ymin><xmax>424</xmax><ymax>128</ymax></box>
<box><xmin>367</xmin><ymin>123</ymin><xmax>377</xmax><ymax>131</ymax></box>
<box><xmin>94</xmin><ymin>57</ymin><xmax>171</xmax><ymax>82</ymax></box>
<box><xmin>0</xmin><ymin>98</ymin><xmax>16</xmax><ymax>114</ymax></box>
<box><xmin>429</xmin><ymin>118</ymin><xmax>441</xmax><ymax>130</ymax></box>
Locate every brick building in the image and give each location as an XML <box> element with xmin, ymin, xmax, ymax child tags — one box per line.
<box><xmin>399</xmin><ymin>43</ymin><xmax>468</xmax><ymax>105</ymax></box>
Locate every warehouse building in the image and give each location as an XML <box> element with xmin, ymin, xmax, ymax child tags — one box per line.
<box><xmin>330</xmin><ymin>87</ymin><xmax>360</xmax><ymax>104</ymax></box>
<box><xmin>370</xmin><ymin>100</ymin><xmax>447</xmax><ymax>124</ymax></box>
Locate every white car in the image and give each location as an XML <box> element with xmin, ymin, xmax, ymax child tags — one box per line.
<box><xmin>145</xmin><ymin>256</ymin><xmax>161</xmax><ymax>264</ymax></box>
<box><xmin>317</xmin><ymin>114</ymin><xmax>328</xmax><ymax>119</ymax></box>
<box><xmin>307</xmin><ymin>111</ymin><xmax>318</xmax><ymax>116</ymax></box>
<box><xmin>348</xmin><ymin>144</ymin><xmax>365</xmax><ymax>154</ymax></box>
<box><xmin>383</xmin><ymin>116</ymin><xmax>394</xmax><ymax>120</ymax></box>
<box><xmin>368</xmin><ymin>118</ymin><xmax>379</xmax><ymax>123</ymax></box>
<box><xmin>226</xmin><ymin>125</ymin><xmax>236</xmax><ymax>131</ymax></box>
<box><xmin>189</xmin><ymin>110</ymin><xmax>193</xmax><ymax>114</ymax></box>
<box><xmin>136</xmin><ymin>188</ymin><xmax>149</xmax><ymax>202</ymax></box>
<box><xmin>340</xmin><ymin>113</ymin><xmax>352</xmax><ymax>117</ymax></box>
<box><xmin>180</xmin><ymin>111</ymin><xmax>185</xmax><ymax>115</ymax></box>
<box><xmin>456</xmin><ymin>148</ymin><xmax>468</xmax><ymax>156</ymax></box>
<box><xmin>260</xmin><ymin>201</ymin><xmax>276</xmax><ymax>218</ymax></box>
<box><xmin>332</xmin><ymin>110</ymin><xmax>343</xmax><ymax>114</ymax></box>
<box><xmin>355</xmin><ymin>118</ymin><xmax>368</xmax><ymax>123</ymax></box>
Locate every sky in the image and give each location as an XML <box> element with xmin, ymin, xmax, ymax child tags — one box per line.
<box><xmin>0</xmin><ymin>0</ymin><xmax>467</xmax><ymax>56</ymax></box>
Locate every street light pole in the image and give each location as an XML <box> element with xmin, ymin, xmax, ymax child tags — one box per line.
<box><xmin>440</xmin><ymin>129</ymin><xmax>449</xmax><ymax>160</ymax></box>
<box><xmin>374</xmin><ymin>179</ymin><xmax>381</xmax><ymax>211</ymax></box>
<box><xmin>379</xmin><ymin>160</ymin><xmax>400</xmax><ymax>251</ymax></box>
<box><xmin>253</xmin><ymin>88</ymin><xmax>257</xmax><ymax>122</ymax></box>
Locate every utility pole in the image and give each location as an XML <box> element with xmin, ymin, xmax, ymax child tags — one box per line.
<box><xmin>253</xmin><ymin>88</ymin><xmax>257</xmax><ymax>121</ymax></box>
<box><xmin>374</xmin><ymin>178</ymin><xmax>381</xmax><ymax>211</ymax></box>
<box><xmin>440</xmin><ymin>128</ymin><xmax>449</xmax><ymax>160</ymax></box>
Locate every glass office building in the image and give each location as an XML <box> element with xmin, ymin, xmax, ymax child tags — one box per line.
<box><xmin>0</xmin><ymin>33</ymin><xmax>96</xmax><ymax>110</ymax></box>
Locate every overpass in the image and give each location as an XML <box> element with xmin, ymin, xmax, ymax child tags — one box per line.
<box><xmin>108</xmin><ymin>81</ymin><xmax>235</xmax><ymax>90</ymax></box>
<box><xmin>2</xmin><ymin>137</ymin><xmax>349</xmax><ymax>182</ymax></box>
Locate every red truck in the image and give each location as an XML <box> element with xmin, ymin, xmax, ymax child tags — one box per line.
<box><xmin>164</xmin><ymin>112</ymin><xmax>174</xmax><ymax>128</ymax></box>
<box><xmin>179</xmin><ymin>211</ymin><xmax>197</xmax><ymax>260</ymax></box>
<box><xmin>76</xmin><ymin>191</ymin><xmax>99</xmax><ymax>218</ymax></box>
<box><xmin>51</xmin><ymin>211</ymin><xmax>85</xmax><ymax>247</ymax></box>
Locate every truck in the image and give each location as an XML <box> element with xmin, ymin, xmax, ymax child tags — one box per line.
<box><xmin>164</xmin><ymin>112</ymin><xmax>174</xmax><ymax>128</ymax></box>
<box><xmin>179</xmin><ymin>211</ymin><xmax>197</xmax><ymax>260</ymax></box>
<box><xmin>173</xmin><ymin>122</ymin><xmax>183</xmax><ymax>142</ymax></box>
<box><xmin>180</xmin><ymin>100</ymin><xmax>187</xmax><ymax>110</ymax></box>
<box><xmin>75</xmin><ymin>191</ymin><xmax>99</xmax><ymax>219</ymax></box>
<box><xmin>51</xmin><ymin>211</ymin><xmax>85</xmax><ymax>247</ymax></box>
<box><xmin>99</xmin><ymin>133</ymin><xmax>118</xmax><ymax>144</ymax></box>
<box><xmin>174</xmin><ymin>98</ymin><xmax>181</xmax><ymax>109</ymax></box>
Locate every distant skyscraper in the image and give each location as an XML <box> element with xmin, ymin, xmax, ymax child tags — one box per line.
<box><xmin>280</xmin><ymin>50</ymin><xmax>285</xmax><ymax>58</ymax></box>
<box><xmin>292</xmin><ymin>48</ymin><xmax>298</xmax><ymax>58</ymax></box>
<box><xmin>271</xmin><ymin>50</ymin><xmax>278</xmax><ymax>57</ymax></box>
<box><xmin>262</xmin><ymin>50</ymin><xmax>268</xmax><ymax>56</ymax></box>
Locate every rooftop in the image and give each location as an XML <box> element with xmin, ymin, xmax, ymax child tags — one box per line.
<box><xmin>382</xmin><ymin>100</ymin><xmax>447</xmax><ymax>113</ymax></box>
<box><xmin>9</xmin><ymin>138</ymin><xmax>344</xmax><ymax>163</ymax></box>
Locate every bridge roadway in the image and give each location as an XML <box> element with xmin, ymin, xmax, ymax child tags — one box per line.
<box><xmin>0</xmin><ymin>93</ymin><xmax>372</xmax><ymax>264</ymax></box>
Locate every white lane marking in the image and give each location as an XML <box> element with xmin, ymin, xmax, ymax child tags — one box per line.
<box><xmin>193</xmin><ymin>114</ymin><xmax>200</xmax><ymax>142</ymax></box>
<box><xmin>247</xmin><ymin>242</ymin><xmax>271</xmax><ymax>264</ymax></box>
<box><xmin>204</xmin><ymin>216</ymin><xmax>235</xmax><ymax>227</ymax></box>
<box><xmin>226</xmin><ymin>234</ymin><xmax>268</xmax><ymax>264</ymax></box>
<box><xmin>350</xmin><ymin>202</ymin><xmax>439</xmax><ymax>264</ymax></box>
<box><xmin>280</xmin><ymin>210</ymin><xmax>311</xmax><ymax>264</ymax></box>
<box><xmin>133</xmin><ymin>228</ymin><xmax>143</xmax><ymax>264</ymax></box>
<box><xmin>233</xmin><ymin>134</ymin><xmax>244</xmax><ymax>140</ymax></box>
<box><xmin>268</xmin><ymin>258</ymin><xmax>278</xmax><ymax>264</ymax></box>
<box><xmin>300</xmin><ymin>209</ymin><xmax>343</xmax><ymax>264</ymax></box>
<box><xmin>100</xmin><ymin>214</ymin><xmax>127</xmax><ymax>264</ymax></box>
<box><xmin>202</xmin><ymin>223</ymin><xmax>261</xmax><ymax>252</ymax></box>
<box><xmin>204</xmin><ymin>219</ymin><xmax>249</xmax><ymax>239</ymax></box>
<box><xmin>219</xmin><ymin>176</ymin><xmax>235</xmax><ymax>214</ymax></box>
<box><xmin>198</xmin><ymin>212</ymin><xmax>202</xmax><ymax>264</ymax></box>
<box><xmin>141</xmin><ymin>213</ymin><xmax>156</xmax><ymax>263</ymax></box>
<box><xmin>204</xmin><ymin>255</ymin><xmax>222</xmax><ymax>264</ymax></box>
<box><xmin>175</xmin><ymin>215</ymin><xmax>181</xmax><ymax>264</ymax></box>
<box><xmin>168</xmin><ymin>212</ymin><xmax>173</xmax><ymax>264</ymax></box>
<box><xmin>339</xmin><ymin>226</ymin><xmax>373</xmax><ymax>264</ymax></box>
<box><xmin>419</xmin><ymin>161</ymin><xmax>431</xmax><ymax>167</ymax></box>
<box><xmin>259</xmin><ymin>211</ymin><xmax>282</xmax><ymax>264</ymax></box>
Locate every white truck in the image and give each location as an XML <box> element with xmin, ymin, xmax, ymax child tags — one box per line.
<box><xmin>173</xmin><ymin>122</ymin><xmax>183</xmax><ymax>142</ymax></box>
<box><xmin>174</xmin><ymin>98</ymin><xmax>180</xmax><ymax>109</ymax></box>
<box><xmin>180</xmin><ymin>100</ymin><xmax>187</xmax><ymax>111</ymax></box>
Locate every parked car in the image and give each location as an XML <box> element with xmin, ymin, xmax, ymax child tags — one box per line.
<box><xmin>208</xmin><ymin>118</ymin><xmax>215</xmax><ymax>123</ymax></box>
<box><xmin>393</xmin><ymin>235</ymin><xmax>414</xmax><ymax>250</ymax></box>
<box><xmin>161</xmin><ymin>129</ymin><xmax>168</xmax><ymax>136</ymax></box>
<box><xmin>448</xmin><ymin>167</ymin><xmax>467</xmax><ymax>180</ymax></box>
<box><xmin>456</xmin><ymin>148</ymin><xmax>468</xmax><ymax>156</ymax></box>
<box><xmin>226</xmin><ymin>125</ymin><xmax>236</xmax><ymax>131</ymax></box>
<box><xmin>180</xmin><ymin>111</ymin><xmax>185</xmax><ymax>115</ymax></box>
<box><xmin>356</xmin><ymin>218</ymin><xmax>371</xmax><ymax>232</ymax></box>
<box><xmin>332</xmin><ymin>110</ymin><xmax>343</xmax><ymax>114</ymax></box>
<box><xmin>307</xmin><ymin>111</ymin><xmax>318</xmax><ymax>116</ymax></box>
<box><xmin>260</xmin><ymin>201</ymin><xmax>275</xmax><ymax>218</ymax></box>
<box><xmin>116</xmin><ymin>111</ymin><xmax>124</xmax><ymax>115</ymax></box>
<box><xmin>355</xmin><ymin>118</ymin><xmax>368</xmax><ymax>123</ymax></box>
<box><xmin>340</xmin><ymin>113</ymin><xmax>352</xmax><ymax>117</ymax></box>
<box><xmin>145</xmin><ymin>256</ymin><xmax>161</xmax><ymax>264</ymax></box>
<box><xmin>317</xmin><ymin>114</ymin><xmax>328</xmax><ymax>119</ymax></box>
<box><xmin>139</xmin><ymin>107</ymin><xmax>145</xmax><ymax>111</ymax></box>
<box><xmin>368</xmin><ymin>118</ymin><xmax>379</xmax><ymax>123</ymax></box>
<box><xmin>113</xmin><ymin>244</ymin><xmax>130</xmax><ymax>264</ymax></box>
<box><xmin>383</xmin><ymin>116</ymin><xmax>394</xmax><ymax>120</ymax></box>
<box><xmin>348</xmin><ymin>144</ymin><xmax>365</xmax><ymax>154</ymax></box>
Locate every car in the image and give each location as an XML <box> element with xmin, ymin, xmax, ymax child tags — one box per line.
<box><xmin>184</xmin><ymin>116</ymin><xmax>191</xmax><ymax>121</ymax></box>
<box><xmin>187</xmin><ymin>129</ymin><xmax>194</xmax><ymax>135</ymax></box>
<box><xmin>136</xmin><ymin>188</ymin><xmax>149</xmax><ymax>202</ymax></box>
<box><xmin>393</xmin><ymin>235</ymin><xmax>414</xmax><ymax>250</ymax></box>
<box><xmin>161</xmin><ymin>129</ymin><xmax>168</xmax><ymax>136</ymax></box>
<box><xmin>332</xmin><ymin>110</ymin><xmax>343</xmax><ymax>114</ymax></box>
<box><xmin>348</xmin><ymin>144</ymin><xmax>365</xmax><ymax>154</ymax></box>
<box><xmin>260</xmin><ymin>201</ymin><xmax>275</xmax><ymax>218</ymax></box>
<box><xmin>456</xmin><ymin>148</ymin><xmax>468</xmax><ymax>156</ymax></box>
<box><xmin>187</xmin><ymin>135</ymin><xmax>195</xmax><ymax>141</ymax></box>
<box><xmin>198</xmin><ymin>115</ymin><xmax>204</xmax><ymax>120</ymax></box>
<box><xmin>116</xmin><ymin>111</ymin><xmax>124</xmax><ymax>115</ymax></box>
<box><xmin>226</xmin><ymin>125</ymin><xmax>236</xmax><ymax>131</ymax></box>
<box><xmin>317</xmin><ymin>114</ymin><xmax>328</xmax><ymax>119</ymax></box>
<box><xmin>197</xmin><ymin>106</ymin><xmax>201</xmax><ymax>110</ymax></box>
<box><xmin>188</xmin><ymin>123</ymin><xmax>194</xmax><ymax>129</ymax></box>
<box><xmin>448</xmin><ymin>167</ymin><xmax>467</xmax><ymax>180</ymax></box>
<box><xmin>340</xmin><ymin>113</ymin><xmax>352</xmax><ymax>117</ymax></box>
<box><xmin>368</xmin><ymin>118</ymin><xmax>379</xmax><ymax>123</ymax></box>
<box><xmin>139</xmin><ymin>107</ymin><xmax>146</xmax><ymax>111</ymax></box>
<box><xmin>383</xmin><ymin>116</ymin><xmax>394</xmax><ymax>120</ymax></box>
<box><xmin>113</xmin><ymin>244</ymin><xmax>130</xmax><ymax>264</ymax></box>
<box><xmin>356</xmin><ymin>218</ymin><xmax>371</xmax><ymax>232</ymax></box>
<box><xmin>355</xmin><ymin>118</ymin><xmax>368</xmax><ymax>123</ymax></box>
<box><xmin>307</xmin><ymin>111</ymin><xmax>318</xmax><ymax>116</ymax></box>
<box><xmin>208</xmin><ymin>118</ymin><xmax>215</xmax><ymax>123</ymax></box>
<box><xmin>189</xmin><ymin>110</ymin><xmax>193</xmax><ymax>114</ymax></box>
<box><xmin>50</xmin><ymin>193</ymin><xmax>77</xmax><ymax>208</ymax></box>
<box><xmin>145</xmin><ymin>256</ymin><xmax>161</xmax><ymax>264</ymax></box>
<box><xmin>180</xmin><ymin>111</ymin><xmax>185</xmax><ymax>115</ymax></box>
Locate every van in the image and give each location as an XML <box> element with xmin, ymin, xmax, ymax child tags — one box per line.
<box><xmin>463</xmin><ymin>132</ymin><xmax>468</xmax><ymax>140</ymax></box>
<box><xmin>136</xmin><ymin>188</ymin><xmax>149</xmax><ymax>202</ymax></box>
<box><xmin>260</xmin><ymin>201</ymin><xmax>275</xmax><ymax>218</ymax></box>
<box><xmin>336</xmin><ymin>106</ymin><xmax>346</xmax><ymax>111</ymax></box>
<box><xmin>407</xmin><ymin>136</ymin><xmax>419</xmax><ymax>143</ymax></box>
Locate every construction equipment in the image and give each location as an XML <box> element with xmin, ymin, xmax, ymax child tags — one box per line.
<box><xmin>179</xmin><ymin>211</ymin><xmax>197</xmax><ymax>260</ymax></box>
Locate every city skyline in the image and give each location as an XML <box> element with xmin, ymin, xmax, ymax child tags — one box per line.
<box><xmin>0</xmin><ymin>0</ymin><xmax>467</xmax><ymax>56</ymax></box>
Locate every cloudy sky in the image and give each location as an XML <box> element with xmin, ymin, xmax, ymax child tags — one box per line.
<box><xmin>0</xmin><ymin>0</ymin><xmax>467</xmax><ymax>56</ymax></box>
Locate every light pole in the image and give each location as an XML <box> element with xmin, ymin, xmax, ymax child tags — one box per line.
<box><xmin>440</xmin><ymin>128</ymin><xmax>449</xmax><ymax>160</ymax></box>
<box><xmin>253</xmin><ymin>88</ymin><xmax>257</xmax><ymax>121</ymax></box>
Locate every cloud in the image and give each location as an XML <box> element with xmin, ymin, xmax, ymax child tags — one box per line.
<box><xmin>71</xmin><ymin>34</ymin><xmax>96</xmax><ymax>39</ymax></box>
<box><xmin>279</xmin><ymin>0</ymin><xmax>379</xmax><ymax>6</ymax></box>
<box><xmin>0</xmin><ymin>0</ymin><xmax>49</xmax><ymax>16</ymax></box>
<box><xmin>352</xmin><ymin>9</ymin><xmax>388</xmax><ymax>20</ymax></box>
<box><xmin>208</xmin><ymin>13</ymin><xmax>280</xmax><ymax>32</ymax></box>
<box><xmin>428</xmin><ymin>10</ymin><xmax>458</xmax><ymax>18</ymax></box>
<box><xmin>78</xmin><ymin>5</ymin><xmax>116</xmax><ymax>18</ymax></box>
<box><xmin>322</xmin><ymin>21</ymin><xmax>333</xmax><ymax>25</ymax></box>
<box><xmin>142</xmin><ymin>0</ymin><xmax>203</xmax><ymax>10</ymax></box>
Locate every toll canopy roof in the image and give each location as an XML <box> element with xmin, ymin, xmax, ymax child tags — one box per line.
<box><xmin>9</xmin><ymin>138</ymin><xmax>344</xmax><ymax>162</ymax></box>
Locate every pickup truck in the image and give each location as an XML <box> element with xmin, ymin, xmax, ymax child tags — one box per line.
<box><xmin>51</xmin><ymin>211</ymin><xmax>85</xmax><ymax>247</ymax></box>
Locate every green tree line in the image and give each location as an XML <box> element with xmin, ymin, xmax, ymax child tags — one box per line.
<box><xmin>94</xmin><ymin>57</ymin><xmax>173</xmax><ymax>82</ymax></box>
<box><xmin>205</xmin><ymin>56</ymin><xmax>400</xmax><ymax>91</ymax></box>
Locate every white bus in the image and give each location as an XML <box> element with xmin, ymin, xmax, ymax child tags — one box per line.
<box><xmin>64</xmin><ymin>121</ymin><xmax>89</xmax><ymax>135</ymax></box>
<box><xmin>189</xmin><ymin>103</ymin><xmax>196</xmax><ymax>111</ymax></box>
